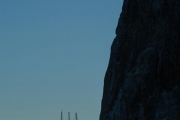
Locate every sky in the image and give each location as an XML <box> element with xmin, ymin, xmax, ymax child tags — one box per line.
<box><xmin>0</xmin><ymin>0</ymin><xmax>123</xmax><ymax>120</ymax></box>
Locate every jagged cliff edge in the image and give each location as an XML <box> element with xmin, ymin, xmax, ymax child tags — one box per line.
<box><xmin>100</xmin><ymin>0</ymin><xmax>180</xmax><ymax>119</ymax></box>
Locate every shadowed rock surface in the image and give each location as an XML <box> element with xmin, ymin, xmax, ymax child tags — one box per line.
<box><xmin>100</xmin><ymin>0</ymin><xmax>180</xmax><ymax>119</ymax></box>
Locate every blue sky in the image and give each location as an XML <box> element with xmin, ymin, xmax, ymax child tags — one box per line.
<box><xmin>0</xmin><ymin>0</ymin><xmax>123</xmax><ymax>120</ymax></box>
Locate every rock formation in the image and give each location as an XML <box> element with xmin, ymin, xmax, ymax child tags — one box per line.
<box><xmin>100</xmin><ymin>0</ymin><xmax>180</xmax><ymax>119</ymax></box>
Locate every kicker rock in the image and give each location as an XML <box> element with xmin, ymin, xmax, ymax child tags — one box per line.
<box><xmin>100</xmin><ymin>0</ymin><xmax>180</xmax><ymax>119</ymax></box>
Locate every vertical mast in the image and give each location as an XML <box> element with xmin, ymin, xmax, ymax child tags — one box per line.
<box><xmin>68</xmin><ymin>112</ymin><xmax>70</xmax><ymax>120</ymax></box>
<box><xmin>61</xmin><ymin>111</ymin><xmax>63</xmax><ymax>120</ymax></box>
<box><xmin>75</xmin><ymin>112</ymin><xmax>78</xmax><ymax>120</ymax></box>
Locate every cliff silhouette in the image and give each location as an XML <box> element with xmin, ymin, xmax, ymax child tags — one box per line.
<box><xmin>100</xmin><ymin>0</ymin><xmax>180</xmax><ymax>119</ymax></box>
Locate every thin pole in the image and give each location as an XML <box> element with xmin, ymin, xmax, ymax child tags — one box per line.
<box><xmin>61</xmin><ymin>111</ymin><xmax>63</xmax><ymax>120</ymax></box>
<box><xmin>75</xmin><ymin>113</ymin><xmax>78</xmax><ymax>120</ymax></box>
<box><xmin>68</xmin><ymin>112</ymin><xmax>70</xmax><ymax>120</ymax></box>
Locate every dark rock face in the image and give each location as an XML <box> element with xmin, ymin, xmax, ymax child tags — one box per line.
<box><xmin>100</xmin><ymin>0</ymin><xmax>180</xmax><ymax>119</ymax></box>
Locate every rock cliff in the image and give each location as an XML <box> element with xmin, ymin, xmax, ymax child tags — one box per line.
<box><xmin>100</xmin><ymin>0</ymin><xmax>180</xmax><ymax>119</ymax></box>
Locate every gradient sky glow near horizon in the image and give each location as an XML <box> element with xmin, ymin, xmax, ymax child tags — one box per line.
<box><xmin>0</xmin><ymin>0</ymin><xmax>123</xmax><ymax>120</ymax></box>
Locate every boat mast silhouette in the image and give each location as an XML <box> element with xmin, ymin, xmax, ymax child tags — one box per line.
<box><xmin>75</xmin><ymin>112</ymin><xmax>78</xmax><ymax>120</ymax></box>
<box><xmin>60</xmin><ymin>111</ymin><xmax>78</xmax><ymax>120</ymax></box>
<box><xmin>61</xmin><ymin>111</ymin><xmax>63</xmax><ymax>120</ymax></box>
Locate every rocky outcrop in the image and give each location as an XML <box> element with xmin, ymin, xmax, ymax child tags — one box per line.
<box><xmin>100</xmin><ymin>0</ymin><xmax>180</xmax><ymax>119</ymax></box>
